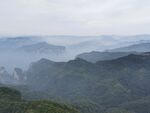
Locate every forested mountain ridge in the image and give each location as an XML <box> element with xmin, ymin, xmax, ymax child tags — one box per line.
<box><xmin>16</xmin><ymin>52</ymin><xmax>150</xmax><ymax>113</ymax></box>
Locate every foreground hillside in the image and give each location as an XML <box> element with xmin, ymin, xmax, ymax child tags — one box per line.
<box><xmin>0</xmin><ymin>87</ymin><xmax>78</xmax><ymax>113</ymax></box>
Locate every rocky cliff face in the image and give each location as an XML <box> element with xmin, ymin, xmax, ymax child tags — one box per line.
<box><xmin>0</xmin><ymin>67</ymin><xmax>12</xmax><ymax>84</ymax></box>
<box><xmin>12</xmin><ymin>68</ymin><xmax>27</xmax><ymax>84</ymax></box>
<box><xmin>0</xmin><ymin>67</ymin><xmax>26</xmax><ymax>85</ymax></box>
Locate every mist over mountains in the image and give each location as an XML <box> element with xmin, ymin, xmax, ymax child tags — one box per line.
<box><xmin>2</xmin><ymin>52</ymin><xmax>150</xmax><ymax>113</ymax></box>
<box><xmin>1</xmin><ymin>35</ymin><xmax>150</xmax><ymax>113</ymax></box>
<box><xmin>0</xmin><ymin>35</ymin><xmax>150</xmax><ymax>71</ymax></box>
<box><xmin>1</xmin><ymin>34</ymin><xmax>150</xmax><ymax>85</ymax></box>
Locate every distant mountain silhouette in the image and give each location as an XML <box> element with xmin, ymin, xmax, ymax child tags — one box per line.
<box><xmin>110</xmin><ymin>43</ymin><xmax>150</xmax><ymax>52</ymax></box>
<box><xmin>18</xmin><ymin>42</ymin><xmax>66</xmax><ymax>55</ymax></box>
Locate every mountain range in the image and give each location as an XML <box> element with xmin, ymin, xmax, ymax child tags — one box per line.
<box><xmin>4</xmin><ymin>52</ymin><xmax>150</xmax><ymax>113</ymax></box>
<box><xmin>0</xmin><ymin>37</ymin><xmax>66</xmax><ymax>71</ymax></box>
<box><xmin>76</xmin><ymin>51</ymin><xmax>137</xmax><ymax>63</ymax></box>
<box><xmin>77</xmin><ymin>42</ymin><xmax>150</xmax><ymax>63</ymax></box>
<box><xmin>18</xmin><ymin>42</ymin><xmax>65</xmax><ymax>55</ymax></box>
<box><xmin>1</xmin><ymin>35</ymin><xmax>150</xmax><ymax>113</ymax></box>
<box><xmin>110</xmin><ymin>42</ymin><xmax>150</xmax><ymax>52</ymax></box>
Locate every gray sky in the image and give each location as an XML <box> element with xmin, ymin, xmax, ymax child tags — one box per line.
<box><xmin>0</xmin><ymin>0</ymin><xmax>150</xmax><ymax>36</ymax></box>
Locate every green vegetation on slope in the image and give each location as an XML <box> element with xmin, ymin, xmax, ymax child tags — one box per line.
<box><xmin>22</xmin><ymin>53</ymin><xmax>150</xmax><ymax>113</ymax></box>
<box><xmin>0</xmin><ymin>87</ymin><xmax>79</xmax><ymax>113</ymax></box>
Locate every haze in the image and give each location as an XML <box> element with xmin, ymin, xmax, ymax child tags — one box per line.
<box><xmin>0</xmin><ymin>0</ymin><xmax>150</xmax><ymax>36</ymax></box>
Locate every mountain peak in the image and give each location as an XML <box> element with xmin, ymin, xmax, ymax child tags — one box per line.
<box><xmin>67</xmin><ymin>58</ymin><xmax>92</xmax><ymax>68</ymax></box>
<box><xmin>38</xmin><ymin>58</ymin><xmax>55</xmax><ymax>64</ymax></box>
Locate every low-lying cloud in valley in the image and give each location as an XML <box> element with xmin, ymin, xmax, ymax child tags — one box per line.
<box><xmin>0</xmin><ymin>35</ymin><xmax>149</xmax><ymax>72</ymax></box>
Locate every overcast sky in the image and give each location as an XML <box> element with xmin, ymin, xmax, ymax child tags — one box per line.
<box><xmin>0</xmin><ymin>0</ymin><xmax>150</xmax><ymax>36</ymax></box>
